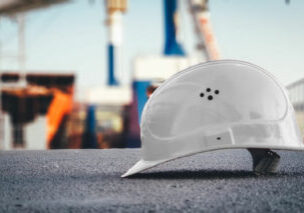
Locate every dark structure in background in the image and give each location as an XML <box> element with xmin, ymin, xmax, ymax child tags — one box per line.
<box><xmin>28</xmin><ymin>73</ymin><xmax>75</xmax><ymax>149</ymax></box>
<box><xmin>0</xmin><ymin>72</ymin><xmax>74</xmax><ymax>149</ymax></box>
<box><xmin>0</xmin><ymin>71</ymin><xmax>139</xmax><ymax>150</ymax></box>
<box><xmin>1</xmin><ymin>75</ymin><xmax>53</xmax><ymax>148</ymax></box>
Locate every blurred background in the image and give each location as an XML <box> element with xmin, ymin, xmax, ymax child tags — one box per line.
<box><xmin>0</xmin><ymin>0</ymin><xmax>304</xmax><ymax>150</ymax></box>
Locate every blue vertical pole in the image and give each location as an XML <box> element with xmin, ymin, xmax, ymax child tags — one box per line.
<box><xmin>163</xmin><ymin>0</ymin><xmax>185</xmax><ymax>56</ymax></box>
<box><xmin>133</xmin><ymin>80</ymin><xmax>151</xmax><ymax>123</ymax></box>
<box><xmin>82</xmin><ymin>105</ymin><xmax>98</xmax><ymax>149</ymax></box>
<box><xmin>108</xmin><ymin>44</ymin><xmax>119</xmax><ymax>86</ymax></box>
<box><xmin>134</xmin><ymin>0</ymin><xmax>186</xmax><ymax>126</ymax></box>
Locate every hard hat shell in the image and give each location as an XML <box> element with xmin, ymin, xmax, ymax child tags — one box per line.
<box><xmin>122</xmin><ymin>60</ymin><xmax>304</xmax><ymax>177</ymax></box>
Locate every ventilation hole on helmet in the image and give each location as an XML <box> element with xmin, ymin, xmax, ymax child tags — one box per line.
<box><xmin>206</xmin><ymin>88</ymin><xmax>211</xmax><ymax>92</ymax></box>
<box><xmin>200</xmin><ymin>93</ymin><xmax>204</xmax><ymax>97</ymax></box>
<box><xmin>208</xmin><ymin>95</ymin><xmax>213</xmax><ymax>100</ymax></box>
<box><xmin>214</xmin><ymin>90</ymin><xmax>219</xmax><ymax>95</ymax></box>
<box><xmin>216</xmin><ymin>137</ymin><xmax>221</xmax><ymax>140</ymax></box>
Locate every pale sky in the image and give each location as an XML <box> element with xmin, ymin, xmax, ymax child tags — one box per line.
<box><xmin>0</xmin><ymin>0</ymin><xmax>304</xmax><ymax>96</ymax></box>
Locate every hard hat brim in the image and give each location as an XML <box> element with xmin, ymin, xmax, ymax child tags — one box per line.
<box><xmin>122</xmin><ymin>144</ymin><xmax>304</xmax><ymax>178</ymax></box>
<box><xmin>121</xmin><ymin>159</ymin><xmax>167</xmax><ymax>178</ymax></box>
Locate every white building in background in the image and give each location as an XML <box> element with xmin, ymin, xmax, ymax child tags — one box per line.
<box><xmin>287</xmin><ymin>78</ymin><xmax>304</xmax><ymax>136</ymax></box>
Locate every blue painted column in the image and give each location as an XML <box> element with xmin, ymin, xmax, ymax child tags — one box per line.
<box><xmin>108</xmin><ymin>44</ymin><xmax>119</xmax><ymax>86</ymax></box>
<box><xmin>133</xmin><ymin>80</ymin><xmax>151</xmax><ymax>123</ymax></box>
<box><xmin>107</xmin><ymin>9</ymin><xmax>123</xmax><ymax>86</ymax></box>
<box><xmin>163</xmin><ymin>0</ymin><xmax>185</xmax><ymax>56</ymax></box>
<box><xmin>82</xmin><ymin>105</ymin><xmax>98</xmax><ymax>149</ymax></box>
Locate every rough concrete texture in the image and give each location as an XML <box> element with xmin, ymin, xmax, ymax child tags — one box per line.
<box><xmin>1</xmin><ymin>149</ymin><xmax>304</xmax><ymax>212</ymax></box>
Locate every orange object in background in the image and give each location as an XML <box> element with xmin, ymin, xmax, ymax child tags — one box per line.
<box><xmin>47</xmin><ymin>89</ymin><xmax>73</xmax><ymax>148</ymax></box>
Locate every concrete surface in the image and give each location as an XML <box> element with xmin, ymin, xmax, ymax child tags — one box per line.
<box><xmin>1</xmin><ymin>149</ymin><xmax>304</xmax><ymax>212</ymax></box>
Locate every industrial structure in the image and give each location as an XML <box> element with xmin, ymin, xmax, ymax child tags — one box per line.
<box><xmin>84</xmin><ymin>0</ymin><xmax>137</xmax><ymax>148</ymax></box>
<box><xmin>0</xmin><ymin>0</ymin><xmax>223</xmax><ymax>150</ymax></box>
<box><xmin>105</xmin><ymin>0</ymin><xmax>126</xmax><ymax>86</ymax></box>
<box><xmin>133</xmin><ymin>0</ymin><xmax>219</xmax><ymax>120</ymax></box>
<box><xmin>0</xmin><ymin>72</ymin><xmax>75</xmax><ymax>149</ymax></box>
<box><xmin>188</xmin><ymin>0</ymin><xmax>220</xmax><ymax>60</ymax></box>
<box><xmin>0</xmin><ymin>0</ymin><xmax>73</xmax><ymax>150</ymax></box>
<box><xmin>0</xmin><ymin>0</ymin><xmax>68</xmax><ymax>15</ymax></box>
<box><xmin>287</xmin><ymin>79</ymin><xmax>304</xmax><ymax>137</ymax></box>
<box><xmin>1</xmin><ymin>0</ymin><xmax>296</xmax><ymax>150</ymax></box>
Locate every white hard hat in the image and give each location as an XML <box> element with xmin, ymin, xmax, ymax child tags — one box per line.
<box><xmin>122</xmin><ymin>60</ymin><xmax>304</xmax><ymax>177</ymax></box>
